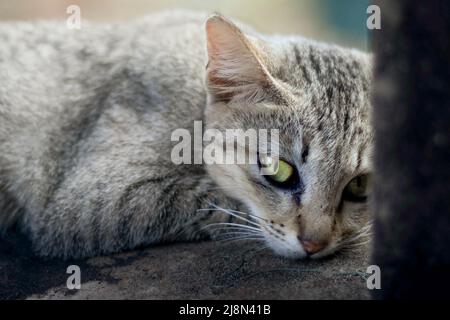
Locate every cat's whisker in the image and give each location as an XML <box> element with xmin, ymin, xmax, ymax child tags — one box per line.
<box><xmin>218</xmin><ymin>233</ymin><xmax>264</xmax><ymax>240</ymax></box>
<box><xmin>347</xmin><ymin>231</ymin><xmax>370</xmax><ymax>243</ymax></box>
<box><xmin>214</xmin><ymin>230</ymin><xmax>263</xmax><ymax>237</ymax></box>
<box><xmin>251</xmin><ymin>244</ymin><xmax>271</xmax><ymax>254</ymax></box>
<box><xmin>217</xmin><ymin>230</ymin><xmax>264</xmax><ymax>238</ymax></box>
<box><xmin>198</xmin><ymin>205</ymin><xmax>261</xmax><ymax>228</ymax></box>
<box><xmin>339</xmin><ymin>224</ymin><xmax>373</xmax><ymax>249</ymax></box>
<box><xmin>200</xmin><ymin>222</ymin><xmax>262</xmax><ymax>233</ymax></box>
<box><xmin>345</xmin><ymin>240</ymin><xmax>371</xmax><ymax>248</ymax></box>
<box><xmin>211</xmin><ymin>204</ymin><xmax>270</xmax><ymax>229</ymax></box>
<box><xmin>206</xmin><ymin>226</ymin><xmax>262</xmax><ymax>234</ymax></box>
<box><xmin>217</xmin><ymin>236</ymin><xmax>266</xmax><ymax>243</ymax></box>
<box><xmin>192</xmin><ymin>222</ymin><xmax>263</xmax><ymax>240</ymax></box>
<box><xmin>204</xmin><ymin>202</ymin><xmax>255</xmax><ymax>218</ymax></box>
<box><xmin>225</xmin><ymin>208</ymin><xmax>268</xmax><ymax>223</ymax></box>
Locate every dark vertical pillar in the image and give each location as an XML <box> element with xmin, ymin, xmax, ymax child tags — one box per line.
<box><xmin>372</xmin><ymin>0</ymin><xmax>450</xmax><ymax>299</ymax></box>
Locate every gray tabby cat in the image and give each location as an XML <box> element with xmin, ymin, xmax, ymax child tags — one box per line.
<box><xmin>0</xmin><ymin>11</ymin><xmax>373</xmax><ymax>259</ymax></box>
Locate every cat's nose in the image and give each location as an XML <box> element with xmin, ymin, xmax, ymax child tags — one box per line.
<box><xmin>298</xmin><ymin>237</ymin><xmax>327</xmax><ymax>255</ymax></box>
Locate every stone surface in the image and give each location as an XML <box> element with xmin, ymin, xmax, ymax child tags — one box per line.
<box><xmin>0</xmin><ymin>231</ymin><xmax>371</xmax><ymax>299</ymax></box>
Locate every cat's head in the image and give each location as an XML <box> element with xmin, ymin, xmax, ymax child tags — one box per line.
<box><xmin>203</xmin><ymin>14</ymin><xmax>373</xmax><ymax>259</ymax></box>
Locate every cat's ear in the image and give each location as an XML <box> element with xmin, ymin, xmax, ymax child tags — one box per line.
<box><xmin>205</xmin><ymin>14</ymin><xmax>275</xmax><ymax>103</ymax></box>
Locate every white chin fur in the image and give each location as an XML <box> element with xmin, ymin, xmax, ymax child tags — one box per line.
<box><xmin>264</xmin><ymin>232</ymin><xmax>308</xmax><ymax>260</ymax></box>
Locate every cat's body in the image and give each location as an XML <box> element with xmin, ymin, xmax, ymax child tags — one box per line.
<box><xmin>0</xmin><ymin>11</ymin><xmax>373</xmax><ymax>259</ymax></box>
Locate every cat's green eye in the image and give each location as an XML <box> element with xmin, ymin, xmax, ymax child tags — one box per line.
<box><xmin>343</xmin><ymin>174</ymin><xmax>371</xmax><ymax>202</ymax></box>
<box><xmin>269</xmin><ymin>160</ymin><xmax>294</xmax><ymax>183</ymax></box>
<box><xmin>260</xmin><ymin>155</ymin><xmax>296</xmax><ymax>186</ymax></box>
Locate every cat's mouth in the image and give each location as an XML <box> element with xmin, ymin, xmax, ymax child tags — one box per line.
<box><xmin>262</xmin><ymin>230</ymin><xmax>338</xmax><ymax>260</ymax></box>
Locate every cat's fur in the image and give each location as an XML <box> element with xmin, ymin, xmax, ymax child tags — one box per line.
<box><xmin>0</xmin><ymin>11</ymin><xmax>373</xmax><ymax>259</ymax></box>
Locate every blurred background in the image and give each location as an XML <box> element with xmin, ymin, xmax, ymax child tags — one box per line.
<box><xmin>0</xmin><ymin>0</ymin><xmax>369</xmax><ymax>50</ymax></box>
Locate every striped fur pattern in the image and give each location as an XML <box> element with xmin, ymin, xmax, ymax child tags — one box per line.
<box><xmin>0</xmin><ymin>11</ymin><xmax>372</xmax><ymax>259</ymax></box>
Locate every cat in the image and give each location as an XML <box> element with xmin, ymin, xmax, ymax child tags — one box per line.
<box><xmin>0</xmin><ymin>11</ymin><xmax>373</xmax><ymax>259</ymax></box>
